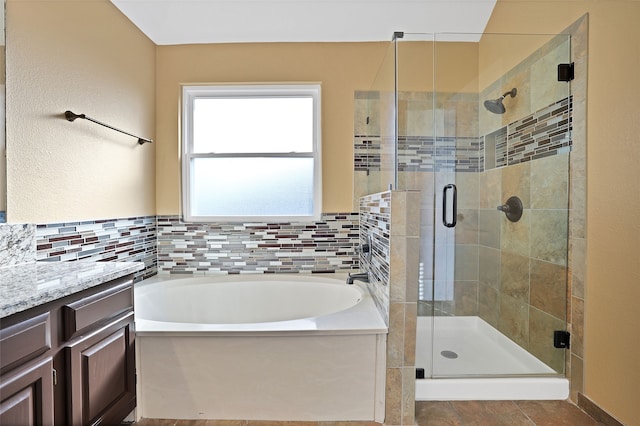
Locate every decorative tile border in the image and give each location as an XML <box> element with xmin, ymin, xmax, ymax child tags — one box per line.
<box><xmin>450</xmin><ymin>136</ymin><xmax>484</xmax><ymax>172</ymax></box>
<box><xmin>156</xmin><ymin>213</ymin><xmax>359</xmax><ymax>274</ymax></box>
<box><xmin>354</xmin><ymin>95</ymin><xmax>571</xmax><ymax>173</ymax></box>
<box><xmin>355</xmin><ymin>135</ymin><xmax>483</xmax><ymax>173</ymax></box>
<box><xmin>508</xmin><ymin>96</ymin><xmax>572</xmax><ymax>165</ymax></box>
<box><xmin>399</xmin><ymin>136</ymin><xmax>436</xmax><ymax>172</ymax></box>
<box><xmin>35</xmin><ymin>216</ymin><xmax>157</xmax><ymax>281</ymax></box>
<box><xmin>354</xmin><ymin>136</ymin><xmax>382</xmax><ymax>172</ymax></box>
<box><xmin>494</xmin><ymin>126</ymin><xmax>509</xmax><ymax>168</ymax></box>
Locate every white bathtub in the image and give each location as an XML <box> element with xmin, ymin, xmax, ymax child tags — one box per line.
<box><xmin>134</xmin><ymin>274</ymin><xmax>387</xmax><ymax>422</ymax></box>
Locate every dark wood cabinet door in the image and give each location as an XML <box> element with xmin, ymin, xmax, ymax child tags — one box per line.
<box><xmin>65</xmin><ymin>312</ymin><xmax>135</xmax><ymax>426</ymax></box>
<box><xmin>0</xmin><ymin>356</ymin><xmax>55</xmax><ymax>426</ymax></box>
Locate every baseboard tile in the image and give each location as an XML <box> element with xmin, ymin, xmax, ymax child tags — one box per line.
<box><xmin>577</xmin><ymin>393</ymin><xmax>625</xmax><ymax>426</ymax></box>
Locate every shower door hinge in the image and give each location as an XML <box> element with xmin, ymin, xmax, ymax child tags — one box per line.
<box><xmin>554</xmin><ymin>330</ymin><xmax>571</xmax><ymax>349</ymax></box>
<box><xmin>557</xmin><ymin>63</ymin><xmax>575</xmax><ymax>82</ymax></box>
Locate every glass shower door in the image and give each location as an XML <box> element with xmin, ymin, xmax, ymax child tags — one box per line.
<box><xmin>392</xmin><ymin>32</ymin><xmax>441</xmax><ymax>379</ymax></box>
<box><xmin>428</xmin><ymin>32</ymin><xmax>572</xmax><ymax>379</ymax></box>
<box><xmin>354</xmin><ymin>40</ymin><xmax>396</xmax><ymax>206</ymax></box>
<box><xmin>395</xmin><ymin>31</ymin><xmax>573</xmax><ymax>383</ymax></box>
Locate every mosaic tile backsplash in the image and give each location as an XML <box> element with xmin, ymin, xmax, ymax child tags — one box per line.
<box><xmin>359</xmin><ymin>195</ymin><xmax>391</xmax><ymax>278</ymax></box>
<box><xmin>35</xmin><ymin>216</ymin><xmax>157</xmax><ymax>281</ymax></box>
<box><xmin>4</xmin><ymin>214</ymin><xmax>356</xmax><ymax>280</ymax></box>
<box><xmin>359</xmin><ymin>192</ymin><xmax>391</xmax><ymax>323</ymax></box>
<box><xmin>156</xmin><ymin>214</ymin><xmax>359</xmax><ymax>274</ymax></box>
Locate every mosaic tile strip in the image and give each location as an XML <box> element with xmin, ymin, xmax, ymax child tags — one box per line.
<box><xmin>400</xmin><ymin>136</ymin><xmax>437</xmax><ymax>172</ymax></box>
<box><xmin>354</xmin><ymin>136</ymin><xmax>382</xmax><ymax>172</ymax></box>
<box><xmin>36</xmin><ymin>216</ymin><xmax>157</xmax><ymax>281</ymax></box>
<box><xmin>479</xmin><ymin>137</ymin><xmax>486</xmax><ymax>172</ymax></box>
<box><xmin>355</xmin><ymin>135</ymin><xmax>482</xmax><ymax>173</ymax></box>
<box><xmin>507</xmin><ymin>96</ymin><xmax>572</xmax><ymax>164</ymax></box>
<box><xmin>156</xmin><ymin>213</ymin><xmax>359</xmax><ymax>274</ymax></box>
<box><xmin>359</xmin><ymin>192</ymin><xmax>391</xmax><ymax>324</ymax></box>
<box><xmin>354</xmin><ymin>93</ymin><xmax>571</xmax><ymax>173</ymax></box>
<box><xmin>495</xmin><ymin>126</ymin><xmax>509</xmax><ymax>168</ymax></box>
<box><xmin>449</xmin><ymin>136</ymin><xmax>483</xmax><ymax>172</ymax></box>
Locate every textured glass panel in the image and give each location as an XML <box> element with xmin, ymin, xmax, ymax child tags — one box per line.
<box><xmin>191</xmin><ymin>157</ymin><xmax>314</xmax><ymax>217</ymax></box>
<box><xmin>193</xmin><ymin>97</ymin><xmax>313</xmax><ymax>154</ymax></box>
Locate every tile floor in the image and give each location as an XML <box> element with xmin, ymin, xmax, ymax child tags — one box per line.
<box><xmin>415</xmin><ymin>400</ymin><xmax>601</xmax><ymax>425</ymax></box>
<box><xmin>133</xmin><ymin>399</ymin><xmax>603</xmax><ymax>426</ymax></box>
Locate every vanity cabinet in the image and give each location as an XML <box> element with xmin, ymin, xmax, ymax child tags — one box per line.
<box><xmin>0</xmin><ymin>356</ymin><xmax>55</xmax><ymax>425</ymax></box>
<box><xmin>0</xmin><ymin>274</ymin><xmax>136</xmax><ymax>426</ymax></box>
<box><xmin>65</xmin><ymin>311</ymin><xmax>135</xmax><ymax>426</ymax></box>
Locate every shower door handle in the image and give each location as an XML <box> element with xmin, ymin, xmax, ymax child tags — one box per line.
<box><xmin>442</xmin><ymin>184</ymin><xmax>457</xmax><ymax>228</ymax></box>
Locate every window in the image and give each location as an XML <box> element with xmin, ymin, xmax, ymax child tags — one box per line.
<box><xmin>182</xmin><ymin>84</ymin><xmax>322</xmax><ymax>222</ymax></box>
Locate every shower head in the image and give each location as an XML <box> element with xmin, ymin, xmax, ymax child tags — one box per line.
<box><xmin>483</xmin><ymin>88</ymin><xmax>517</xmax><ymax>114</ymax></box>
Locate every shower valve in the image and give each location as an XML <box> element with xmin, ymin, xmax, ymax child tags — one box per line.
<box><xmin>497</xmin><ymin>196</ymin><xmax>524</xmax><ymax>222</ymax></box>
<box><xmin>356</xmin><ymin>233</ymin><xmax>374</xmax><ymax>262</ymax></box>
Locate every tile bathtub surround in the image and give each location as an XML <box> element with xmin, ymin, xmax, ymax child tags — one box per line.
<box><xmin>360</xmin><ymin>190</ymin><xmax>420</xmax><ymax>426</ymax></box>
<box><xmin>0</xmin><ymin>223</ymin><xmax>36</xmax><ymax>267</ymax></box>
<box><xmin>35</xmin><ymin>216</ymin><xmax>157</xmax><ymax>281</ymax></box>
<box><xmin>449</xmin><ymin>152</ymin><xmax>571</xmax><ymax>373</ymax></box>
<box><xmin>156</xmin><ymin>213</ymin><xmax>359</xmax><ymax>274</ymax></box>
<box><xmin>359</xmin><ymin>191</ymin><xmax>391</xmax><ymax>320</ymax></box>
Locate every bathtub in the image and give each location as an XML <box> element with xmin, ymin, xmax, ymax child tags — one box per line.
<box><xmin>134</xmin><ymin>274</ymin><xmax>387</xmax><ymax>422</ymax></box>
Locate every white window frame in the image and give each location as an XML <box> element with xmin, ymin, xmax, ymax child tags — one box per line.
<box><xmin>181</xmin><ymin>84</ymin><xmax>322</xmax><ymax>222</ymax></box>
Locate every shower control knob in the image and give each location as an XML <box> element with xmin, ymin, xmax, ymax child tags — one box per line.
<box><xmin>497</xmin><ymin>196</ymin><xmax>523</xmax><ymax>222</ymax></box>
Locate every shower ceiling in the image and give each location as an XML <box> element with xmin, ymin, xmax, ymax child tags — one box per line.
<box><xmin>110</xmin><ymin>0</ymin><xmax>497</xmax><ymax>45</ymax></box>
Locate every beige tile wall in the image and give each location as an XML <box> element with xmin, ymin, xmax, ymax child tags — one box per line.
<box><xmin>354</xmin><ymin>14</ymin><xmax>588</xmax><ymax>405</ymax></box>
<box><xmin>470</xmin><ymin>153</ymin><xmax>570</xmax><ymax>372</ymax></box>
<box><xmin>359</xmin><ymin>190</ymin><xmax>421</xmax><ymax>426</ymax></box>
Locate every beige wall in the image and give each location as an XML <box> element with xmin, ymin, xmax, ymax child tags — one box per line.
<box><xmin>398</xmin><ymin>41</ymin><xmax>480</xmax><ymax>93</ymax></box>
<box><xmin>155</xmin><ymin>42</ymin><xmax>389</xmax><ymax>215</ymax></box>
<box><xmin>485</xmin><ymin>2</ymin><xmax>640</xmax><ymax>424</ymax></box>
<box><xmin>5</xmin><ymin>0</ymin><xmax>156</xmax><ymax>223</ymax></box>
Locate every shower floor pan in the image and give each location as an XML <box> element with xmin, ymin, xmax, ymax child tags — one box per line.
<box><xmin>415</xmin><ymin>316</ymin><xmax>569</xmax><ymax>401</ymax></box>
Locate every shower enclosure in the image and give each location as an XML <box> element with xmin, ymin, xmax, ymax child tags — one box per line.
<box><xmin>355</xmin><ymin>31</ymin><xmax>572</xmax><ymax>399</ymax></box>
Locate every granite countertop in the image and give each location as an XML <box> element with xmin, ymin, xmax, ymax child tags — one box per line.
<box><xmin>0</xmin><ymin>261</ymin><xmax>144</xmax><ymax>318</ymax></box>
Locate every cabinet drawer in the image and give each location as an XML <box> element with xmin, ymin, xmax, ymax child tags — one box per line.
<box><xmin>62</xmin><ymin>280</ymin><xmax>133</xmax><ymax>340</ymax></box>
<box><xmin>0</xmin><ymin>312</ymin><xmax>51</xmax><ymax>372</ymax></box>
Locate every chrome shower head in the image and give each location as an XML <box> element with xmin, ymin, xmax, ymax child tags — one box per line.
<box><xmin>483</xmin><ymin>88</ymin><xmax>517</xmax><ymax>114</ymax></box>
